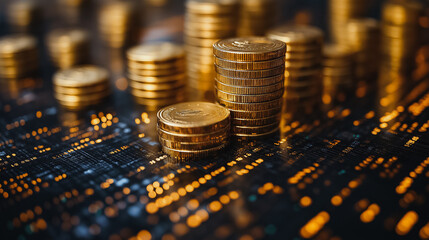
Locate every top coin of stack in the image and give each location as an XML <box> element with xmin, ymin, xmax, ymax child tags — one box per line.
<box><xmin>46</xmin><ymin>28</ymin><xmax>90</xmax><ymax>69</ymax></box>
<box><xmin>7</xmin><ymin>0</ymin><xmax>42</xmax><ymax>33</ymax></box>
<box><xmin>98</xmin><ymin>1</ymin><xmax>136</xmax><ymax>48</ymax></box>
<box><xmin>53</xmin><ymin>65</ymin><xmax>111</xmax><ymax>110</ymax></box>
<box><xmin>328</xmin><ymin>0</ymin><xmax>370</xmax><ymax>44</ymax></box>
<box><xmin>213</xmin><ymin>37</ymin><xmax>286</xmax><ymax>137</ymax></box>
<box><xmin>0</xmin><ymin>34</ymin><xmax>39</xmax><ymax>79</ymax></box>
<box><xmin>126</xmin><ymin>42</ymin><xmax>186</xmax><ymax>109</ymax></box>
<box><xmin>157</xmin><ymin>102</ymin><xmax>230</xmax><ymax>160</ymax></box>
<box><xmin>380</xmin><ymin>0</ymin><xmax>422</xmax><ymax>73</ymax></box>
<box><xmin>322</xmin><ymin>44</ymin><xmax>355</xmax><ymax>105</ymax></box>
<box><xmin>184</xmin><ymin>0</ymin><xmax>239</xmax><ymax>100</ymax></box>
<box><xmin>267</xmin><ymin>25</ymin><xmax>324</xmax><ymax>115</ymax></box>
<box><xmin>237</xmin><ymin>0</ymin><xmax>277</xmax><ymax>37</ymax></box>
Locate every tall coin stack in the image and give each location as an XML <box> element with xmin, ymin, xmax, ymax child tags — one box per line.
<box><xmin>53</xmin><ymin>65</ymin><xmax>111</xmax><ymax>110</ymax></box>
<box><xmin>237</xmin><ymin>0</ymin><xmax>277</xmax><ymax>37</ymax></box>
<box><xmin>157</xmin><ymin>102</ymin><xmax>230</xmax><ymax>160</ymax></box>
<box><xmin>46</xmin><ymin>28</ymin><xmax>90</xmax><ymax>69</ymax></box>
<box><xmin>213</xmin><ymin>37</ymin><xmax>285</xmax><ymax>137</ymax></box>
<box><xmin>127</xmin><ymin>42</ymin><xmax>186</xmax><ymax>109</ymax></box>
<box><xmin>344</xmin><ymin>18</ymin><xmax>380</xmax><ymax>82</ymax></box>
<box><xmin>7</xmin><ymin>0</ymin><xmax>41</xmax><ymax>33</ymax></box>
<box><xmin>322</xmin><ymin>44</ymin><xmax>355</xmax><ymax>105</ymax></box>
<box><xmin>380</xmin><ymin>0</ymin><xmax>422</xmax><ymax>73</ymax></box>
<box><xmin>328</xmin><ymin>0</ymin><xmax>370</xmax><ymax>44</ymax></box>
<box><xmin>267</xmin><ymin>25</ymin><xmax>323</xmax><ymax>116</ymax></box>
<box><xmin>184</xmin><ymin>0</ymin><xmax>239</xmax><ymax>100</ymax></box>
<box><xmin>98</xmin><ymin>1</ymin><xmax>136</xmax><ymax>48</ymax></box>
<box><xmin>0</xmin><ymin>35</ymin><xmax>39</xmax><ymax>80</ymax></box>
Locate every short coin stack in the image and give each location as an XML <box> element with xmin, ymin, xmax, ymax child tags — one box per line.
<box><xmin>46</xmin><ymin>28</ymin><xmax>90</xmax><ymax>69</ymax></box>
<box><xmin>7</xmin><ymin>0</ymin><xmax>41</xmax><ymax>33</ymax></box>
<box><xmin>328</xmin><ymin>0</ymin><xmax>370</xmax><ymax>43</ymax></box>
<box><xmin>213</xmin><ymin>37</ymin><xmax>285</xmax><ymax>137</ymax></box>
<box><xmin>184</xmin><ymin>0</ymin><xmax>239</xmax><ymax>100</ymax></box>
<box><xmin>157</xmin><ymin>102</ymin><xmax>230</xmax><ymax>160</ymax></box>
<box><xmin>267</xmin><ymin>25</ymin><xmax>323</xmax><ymax>115</ymax></box>
<box><xmin>322</xmin><ymin>44</ymin><xmax>355</xmax><ymax>105</ymax></box>
<box><xmin>53</xmin><ymin>65</ymin><xmax>110</xmax><ymax>110</ymax></box>
<box><xmin>98</xmin><ymin>1</ymin><xmax>136</xmax><ymax>48</ymax></box>
<box><xmin>0</xmin><ymin>34</ymin><xmax>39</xmax><ymax>80</ymax></box>
<box><xmin>237</xmin><ymin>0</ymin><xmax>277</xmax><ymax>37</ymax></box>
<box><xmin>127</xmin><ymin>42</ymin><xmax>186</xmax><ymax>109</ymax></box>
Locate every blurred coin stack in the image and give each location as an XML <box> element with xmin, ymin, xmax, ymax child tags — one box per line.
<box><xmin>344</xmin><ymin>18</ymin><xmax>380</xmax><ymax>82</ymax></box>
<box><xmin>184</xmin><ymin>0</ymin><xmax>239</xmax><ymax>100</ymax></box>
<box><xmin>328</xmin><ymin>0</ymin><xmax>370</xmax><ymax>43</ymax></box>
<box><xmin>267</xmin><ymin>25</ymin><xmax>323</xmax><ymax>116</ymax></box>
<box><xmin>98</xmin><ymin>1</ymin><xmax>136</xmax><ymax>48</ymax></box>
<box><xmin>0</xmin><ymin>34</ymin><xmax>39</xmax><ymax>80</ymax></box>
<box><xmin>127</xmin><ymin>42</ymin><xmax>186</xmax><ymax>109</ymax></box>
<box><xmin>213</xmin><ymin>37</ymin><xmax>285</xmax><ymax>137</ymax></box>
<box><xmin>322</xmin><ymin>44</ymin><xmax>355</xmax><ymax>105</ymax></box>
<box><xmin>46</xmin><ymin>28</ymin><xmax>90</xmax><ymax>69</ymax></box>
<box><xmin>53</xmin><ymin>65</ymin><xmax>111</xmax><ymax>110</ymax></box>
<box><xmin>157</xmin><ymin>102</ymin><xmax>230</xmax><ymax>160</ymax></box>
<box><xmin>7</xmin><ymin>0</ymin><xmax>42</xmax><ymax>33</ymax></box>
<box><xmin>237</xmin><ymin>0</ymin><xmax>276</xmax><ymax>37</ymax></box>
<box><xmin>380</xmin><ymin>0</ymin><xmax>423</xmax><ymax>73</ymax></box>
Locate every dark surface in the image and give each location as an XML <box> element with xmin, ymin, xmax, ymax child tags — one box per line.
<box><xmin>1</xmin><ymin>1</ymin><xmax>429</xmax><ymax>240</ymax></box>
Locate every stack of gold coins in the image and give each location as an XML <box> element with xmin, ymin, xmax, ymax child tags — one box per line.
<box><xmin>213</xmin><ymin>37</ymin><xmax>285</xmax><ymax>137</ymax></box>
<box><xmin>267</xmin><ymin>25</ymin><xmax>323</xmax><ymax>115</ymax></box>
<box><xmin>344</xmin><ymin>18</ymin><xmax>380</xmax><ymax>82</ymax></box>
<box><xmin>53</xmin><ymin>65</ymin><xmax>110</xmax><ymax>110</ymax></box>
<box><xmin>322</xmin><ymin>44</ymin><xmax>355</xmax><ymax>105</ymax></box>
<box><xmin>46</xmin><ymin>28</ymin><xmax>90</xmax><ymax>69</ymax></box>
<box><xmin>127</xmin><ymin>42</ymin><xmax>186</xmax><ymax>109</ymax></box>
<box><xmin>328</xmin><ymin>0</ymin><xmax>370</xmax><ymax>43</ymax></box>
<box><xmin>98</xmin><ymin>1</ymin><xmax>136</xmax><ymax>48</ymax></box>
<box><xmin>237</xmin><ymin>0</ymin><xmax>277</xmax><ymax>37</ymax></box>
<box><xmin>157</xmin><ymin>102</ymin><xmax>230</xmax><ymax>160</ymax></box>
<box><xmin>7</xmin><ymin>0</ymin><xmax>41</xmax><ymax>33</ymax></box>
<box><xmin>184</xmin><ymin>0</ymin><xmax>239</xmax><ymax>100</ymax></box>
<box><xmin>0</xmin><ymin>34</ymin><xmax>39</xmax><ymax>79</ymax></box>
<box><xmin>380</xmin><ymin>0</ymin><xmax>423</xmax><ymax>73</ymax></box>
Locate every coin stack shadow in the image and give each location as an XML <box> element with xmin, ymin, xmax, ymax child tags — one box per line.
<box><xmin>343</xmin><ymin>19</ymin><xmax>380</xmax><ymax>87</ymax></box>
<box><xmin>267</xmin><ymin>25</ymin><xmax>323</xmax><ymax>118</ymax></box>
<box><xmin>0</xmin><ymin>35</ymin><xmax>39</xmax><ymax>80</ymax></box>
<box><xmin>213</xmin><ymin>37</ymin><xmax>285</xmax><ymax>138</ymax></box>
<box><xmin>46</xmin><ymin>28</ymin><xmax>90</xmax><ymax>69</ymax></box>
<box><xmin>53</xmin><ymin>65</ymin><xmax>111</xmax><ymax>110</ymax></box>
<box><xmin>157</xmin><ymin>102</ymin><xmax>230</xmax><ymax>160</ymax></box>
<box><xmin>184</xmin><ymin>0</ymin><xmax>239</xmax><ymax>101</ymax></box>
<box><xmin>380</xmin><ymin>0</ymin><xmax>423</xmax><ymax>74</ymax></box>
<box><xmin>237</xmin><ymin>0</ymin><xmax>277</xmax><ymax>37</ymax></box>
<box><xmin>328</xmin><ymin>0</ymin><xmax>370</xmax><ymax>44</ymax></box>
<box><xmin>322</xmin><ymin>44</ymin><xmax>355</xmax><ymax>106</ymax></box>
<box><xmin>98</xmin><ymin>1</ymin><xmax>137</xmax><ymax>48</ymax></box>
<box><xmin>7</xmin><ymin>0</ymin><xmax>42</xmax><ymax>34</ymax></box>
<box><xmin>127</xmin><ymin>42</ymin><xmax>186</xmax><ymax>109</ymax></box>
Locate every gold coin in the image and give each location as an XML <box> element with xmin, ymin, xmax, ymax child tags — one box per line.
<box><xmin>128</xmin><ymin>73</ymin><xmax>185</xmax><ymax>83</ymax></box>
<box><xmin>54</xmin><ymin>83</ymin><xmax>109</xmax><ymax>95</ymax></box>
<box><xmin>157</xmin><ymin>102</ymin><xmax>231</xmax><ymax>134</ymax></box>
<box><xmin>214</xmin><ymin>56</ymin><xmax>284</xmax><ymax>70</ymax></box>
<box><xmin>267</xmin><ymin>24</ymin><xmax>323</xmax><ymax>45</ymax></box>
<box><xmin>127</xmin><ymin>42</ymin><xmax>184</xmax><ymax>63</ymax></box>
<box><xmin>232</xmin><ymin>122</ymin><xmax>278</xmax><ymax>135</ymax></box>
<box><xmin>0</xmin><ymin>34</ymin><xmax>37</xmax><ymax>56</ymax></box>
<box><xmin>215</xmin><ymin>74</ymin><xmax>284</xmax><ymax>87</ymax></box>
<box><xmin>184</xmin><ymin>22</ymin><xmax>236</xmax><ymax>31</ymax></box>
<box><xmin>185</xmin><ymin>0</ymin><xmax>239</xmax><ymax>15</ymax></box>
<box><xmin>217</xmin><ymin>97</ymin><xmax>282</xmax><ymax>111</ymax></box>
<box><xmin>285</xmin><ymin>51</ymin><xmax>321</xmax><ymax>61</ymax></box>
<box><xmin>53</xmin><ymin>65</ymin><xmax>109</xmax><ymax>87</ymax></box>
<box><xmin>130</xmin><ymin>81</ymin><xmax>185</xmax><ymax>91</ymax></box>
<box><xmin>128</xmin><ymin>66</ymin><xmax>185</xmax><ymax>76</ymax></box>
<box><xmin>47</xmin><ymin>28</ymin><xmax>89</xmax><ymax>48</ymax></box>
<box><xmin>231</xmin><ymin>114</ymin><xmax>280</xmax><ymax>126</ymax></box>
<box><xmin>54</xmin><ymin>91</ymin><xmax>111</xmax><ymax>103</ymax></box>
<box><xmin>227</xmin><ymin>107</ymin><xmax>281</xmax><ymax>119</ymax></box>
<box><xmin>215</xmin><ymin>87</ymin><xmax>283</xmax><ymax>103</ymax></box>
<box><xmin>213</xmin><ymin>37</ymin><xmax>286</xmax><ymax>61</ymax></box>
<box><xmin>215</xmin><ymin>80</ymin><xmax>284</xmax><ymax>94</ymax></box>
<box><xmin>215</xmin><ymin>64</ymin><xmax>284</xmax><ymax>78</ymax></box>
<box><xmin>127</xmin><ymin>60</ymin><xmax>184</xmax><ymax>70</ymax></box>
<box><xmin>158</xmin><ymin>126</ymin><xmax>229</xmax><ymax>142</ymax></box>
<box><xmin>185</xmin><ymin>14</ymin><xmax>235</xmax><ymax>24</ymax></box>
<box><xmin>381</xmin><ymin>0</ymin><xmax>422</xmax><ymax>26</ymax></box>
<box><xmin>184</xmin><ymin>36</ymin><xmax>219</xmax><ymax>48</ymax></box>
<box><xmin>233</xmin><ymin>126</ymin><xmax>279</xmax><ymax>138</ymax></box>
<box><xmin>161</xmin><ymin>144</ymin><xmax>227</xmax><ymax>160</ymax></box>
<box><xmin>184</xmin><ymin>28</ymin><xmax>236</xmax><ymax>39</ymax></box>
<box><xmin>131</xmin><ymin>88</ymin><xmax>184</xmax><ymax>99</ymax></box>
<box><xmin>159</xmin><ymin>136</ymin><xmax>228</xmax><ymax>150</ymax></box>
